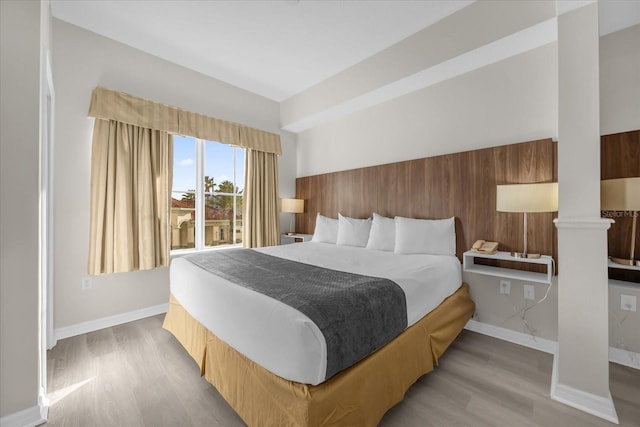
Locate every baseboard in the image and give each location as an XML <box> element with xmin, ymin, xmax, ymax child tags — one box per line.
<box><xmin>464</xmin><ymin>320</ymin><xmax>640</xmax><ymax>371</ymax></box>
<box><xmin>39</xmin><ymin>385</ymin><xmax>49</xmax><ymax>421</ymax></box>
<box><xmin>609</xmin><ymin>346</ymin><xmax>640</xmax><ymax>370</ymax></box>
<box><xmin>551</xmin><ymin>354</ymin><xmax>619</xmax><ymax>424</ymax></box>
<box><xmin>54</xmin><ymin>303</ymin><xmax>169</xmax><ymax>341</ymax></box>
<box><xmin>0</xmin><ymin>404</ymin><xmax>46</xmax><ymax>427</ymax></box>
<box><xmin>464</xmin><ymin>319</ymin><xmax>558</xmax><ymax>354</ymax></box>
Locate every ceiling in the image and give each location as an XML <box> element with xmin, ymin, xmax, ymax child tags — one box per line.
<box><xmin>51</xmin><ymin>1</ymin><xmax>639</xmax><ymax>103</ymax></box>
<box><xmin>49</xmin><ymin>0</ymin><xmax>471</xmax><ymax>101</ymax></box>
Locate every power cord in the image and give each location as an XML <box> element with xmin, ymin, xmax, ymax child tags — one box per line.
<box><xmin>502</xmin><ymin>257</ymin><xmax>556</xmax><ymax>340</ymax></box>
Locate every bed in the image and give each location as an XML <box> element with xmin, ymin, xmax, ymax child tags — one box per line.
<box><xmin>163</xmin><ymin>240</ymin><xmax>475</xmax><ymax>426</ymax></box>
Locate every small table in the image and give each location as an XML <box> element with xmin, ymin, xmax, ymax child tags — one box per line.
<box><xmin>280</xmin><ymin>233</ymin><xmax>312</xmax><ymax>245</ymax></box>
<box><xmin>462</xmin><ymin>250</ymin><xmax>554</xmax><ymax>284</ymax></box>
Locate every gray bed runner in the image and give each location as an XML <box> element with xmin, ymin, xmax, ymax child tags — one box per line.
<box><xmin>182</xmin><ymin>249</ymin><xmax>408</xmax><ymax>381</ymax></box>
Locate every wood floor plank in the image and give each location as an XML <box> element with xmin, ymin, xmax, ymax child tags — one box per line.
<box><xmin>45</xmin><ymin>315</ymin><xmax>640</xmax><ymax>427</ymax></box>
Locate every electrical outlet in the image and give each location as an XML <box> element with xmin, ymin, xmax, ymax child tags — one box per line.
<box><xmin>621</xmin><ymin>294</ymin><xmax>637</xmax><ymax>312</ymax></box>
<box><xmin>82</xmin><ymin>276</ymin><xmax>92</xmax><ymax>290</ymax></box>
<box><xmin>524</xmin><ymin>284</ymin><xmax>535</xmax><ymax>300</ymax></box>
<box><xmin>499</xmin><ymin>280</ymin><xmax>511</xmax><ymax>295</ymax></box>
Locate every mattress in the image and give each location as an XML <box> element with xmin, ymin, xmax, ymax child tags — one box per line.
<box><xmin>169</xmin><ymin>242</ymin><xmax>462</xmax><ymax>385</ymax></box>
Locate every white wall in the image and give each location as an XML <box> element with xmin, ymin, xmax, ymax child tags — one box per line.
<box><xmin>0</xmin><ymin>0</ymin><xmax>50</xmax><ymax>420</ymax></box>
<box><xmin>464</xmin><ymin>274</ymin><xmax>559</xmax><ymax>341</ymax></box>
<box><xmin>281</xmin><ymin>0</ymin><xmax>556</xmax><ymax>130</ymax></box>
<box><xmin>600</xmin><ymin>24</ymin><xmax>640</xmax><ymax>135</ymax></box>
<box><xmin>464</xmin><ymin>275</ymin><xmax>640</xmax><ymax>355</ymax></box>
<box><xmin>51</xmin><ymin>19</ymin><xmax>296</xmax><ymax>329</ymax></box>
<box><xmin>609</xmin><ymin>282</ymin><xmax>640</xmax><ymax>355</ymax></box>
<box><xmin>296</xmin><ymin>43</ymin><xmax>557</xmax><ymax>177</ymax></box>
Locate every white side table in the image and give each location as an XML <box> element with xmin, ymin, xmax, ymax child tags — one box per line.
<box><xmin>462</xmin><ymin>250</ymin><xmax>554</xmax><ymax>284</ymax></box>
<box><xmin>280</xmin><ymin>234</ymin><xmax>312</xmax><ymax>245</ymax></box>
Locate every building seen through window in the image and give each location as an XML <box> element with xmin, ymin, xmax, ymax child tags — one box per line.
<box><xmin>171</xmin><ymin>135</ymin><xmax>244</xmax><ymax>251</ymax></box>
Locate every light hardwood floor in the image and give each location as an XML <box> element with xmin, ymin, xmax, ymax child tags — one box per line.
<box><xmin>45</xmin><ymin>315</ymin><xmax>640</xmax><ymax>427</ymax></box>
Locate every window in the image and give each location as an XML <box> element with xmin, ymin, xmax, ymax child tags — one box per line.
<box><xmin>171</xmin><ymin>135</ymin><xmax>244</xmax><ymax>251</ymax></box>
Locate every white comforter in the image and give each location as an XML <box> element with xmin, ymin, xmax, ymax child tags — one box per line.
<box><xmin>170</xmin><ymin>242</ymin><xmax>462</xmax><ymax>385</ymax></box>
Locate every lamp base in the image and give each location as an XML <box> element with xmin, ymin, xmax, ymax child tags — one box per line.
<box><xmin>510</xmin><ymin>252</ymin><xmax>542</xmax><ymax>259</ymax></box>
<box><xmin>609</xmin><ymin>256</ymin><xmax>639</xmax><ymax>267</ymax></box>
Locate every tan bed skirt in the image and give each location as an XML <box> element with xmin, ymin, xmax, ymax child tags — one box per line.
<box><xmin>163</xmin><ymin>283</ymin><xmax>475</xmax><ymax>427</ymax></box>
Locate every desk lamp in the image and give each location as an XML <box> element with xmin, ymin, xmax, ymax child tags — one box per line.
<box><xmin>281</xmin><ymin>198</ymin><xmax>304</xmax><ymax>235</ymax></box>
<box><xmin>496</xmin><ymin>182</ymin><xmax>558</xmax><ymax>259</ymax></box>
<box><xmin>601</xmin><ymin>177</ymin><xmax>640</xmax><ymax>266</ymax></box>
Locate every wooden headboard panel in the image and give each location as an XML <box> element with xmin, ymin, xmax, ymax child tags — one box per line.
<box><xmin>295</xmin><ymin>138</ymin><xmax>558</xmax><ymax>262</ymax></box>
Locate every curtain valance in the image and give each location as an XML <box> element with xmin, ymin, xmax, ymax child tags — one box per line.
<box><xmin>88</xmin><ymin>86</ymin><xmax>282</xmax><ymax>155</ymax></box>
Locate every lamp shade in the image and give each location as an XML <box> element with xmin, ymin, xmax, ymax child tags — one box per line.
<box><xmin>601</xmin><ymin>177</ymin><xmax>640</xmax><ymax>211</ymax></box>
<box><xmin>281</xmin><ymin>198</ymin><xmax>304</xmax><ymax>213</ymax></box>
<box><xmin>496</xmin><ymin>182</ymin><xmax>558</xmax><ymax>213</ymax></box>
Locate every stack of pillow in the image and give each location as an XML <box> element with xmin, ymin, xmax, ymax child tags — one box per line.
<box><xmin>310</xmin><ymin>213</ymin><xmax>456</xmax><ymax>256</ymax></box>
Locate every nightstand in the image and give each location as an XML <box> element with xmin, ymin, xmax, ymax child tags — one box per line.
<box><xmin>280</xmin><ymin>234</ymin><xmax>312</xmax><ymax>245</ymax></box>
<box><xmin>463</xmin><ymin>250</ymin><xmax>554</xmax><ymax>284</ymax></box>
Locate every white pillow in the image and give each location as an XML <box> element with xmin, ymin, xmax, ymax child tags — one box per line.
<box><xmin>311</xmin><ymin>213</ymin><xmax>339</xmax><ymax>244</ymax></box>
<box><xmin>394</xmin><ymin>216</ymin><xmax>456</xmax><ymax>256</ymax></box>
<box><xmin>366</xmin><ymin>213</ymin><xmax>395</xmax><ymax>251</ymax></box>
<box><xmin>336</xmin><ymin>214</ymin><xmax>372</xmax><ymax>247</ymax></box>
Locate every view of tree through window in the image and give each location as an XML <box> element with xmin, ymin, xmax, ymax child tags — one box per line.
<box><xmin>171</xmin><ymin>135</ymin><xmax>244</xmax><ymax>251</ymax></box>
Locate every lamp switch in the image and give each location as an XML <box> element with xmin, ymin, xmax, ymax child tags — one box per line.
<box><xmin>621</xmin><ymin>294</ymin><xmax>636</xmax><ymax>312</ymax></box>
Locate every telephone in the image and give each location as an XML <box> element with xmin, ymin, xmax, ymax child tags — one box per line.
<box><xmin>471</xmin><ymin>240</ymin><xmax>499</xmax><ymax>254</ymax></box>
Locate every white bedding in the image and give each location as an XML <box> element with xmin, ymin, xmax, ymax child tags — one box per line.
<box><xmin>170</xmin><ymin>242</ymin><xmax>462</xmax><ymax>385</ymax></box>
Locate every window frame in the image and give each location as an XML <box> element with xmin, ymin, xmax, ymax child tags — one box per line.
<box><xmin>171</xmin><ymin>136</ymin><xmax>244</xmax><ymax>254</ymax></box>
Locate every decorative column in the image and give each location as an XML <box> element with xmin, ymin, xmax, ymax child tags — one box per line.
<box><xmin>552</xmin><ymin>2</ymin><xmax>617</xmax><ymax>423</ymax></box>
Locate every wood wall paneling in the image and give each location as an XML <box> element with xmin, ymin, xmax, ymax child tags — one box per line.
<box><xmin>296</xmin><ymin>138</ymin><xmax>558</xmax><ymax>269</ymax></box>
<box><xmin>295</xmin><ymin>130</ymin><xmax>637</xmax><ymax>280</ymax></box>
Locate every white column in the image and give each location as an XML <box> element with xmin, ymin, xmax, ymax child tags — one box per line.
<box><xmin>552</xmin><ymin>2</ymin><xmax>617</xmax><ymax>423</ymax></box>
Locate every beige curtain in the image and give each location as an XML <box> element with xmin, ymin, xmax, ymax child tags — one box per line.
<box><xmin>88</xmin><ymin>119</ymin><xmax>173</xmax><ymax>275</ymax></box>
<box><xmin>243</xmin><ymin>149</ymin><xmax>280</xmax><ymax>247</ymax></box>
<box><xmin>88</xmin><ymin>86</ymin><xmax>282</xmax><ymax>155</ymax></box>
